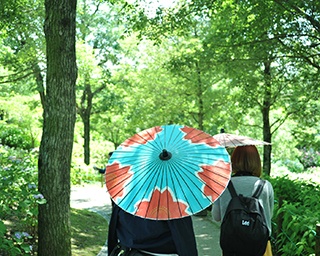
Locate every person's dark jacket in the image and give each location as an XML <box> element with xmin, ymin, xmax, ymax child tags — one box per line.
<box><xmin>108</xmin><ymin>204</ymin><xmax>198</xmax><ymax>256</ymax></box>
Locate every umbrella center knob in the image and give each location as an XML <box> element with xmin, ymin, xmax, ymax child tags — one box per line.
<box><xmin>159</xmin><ymin>149</ymin><xmax>172</xmax><ymax>161</ymax></box>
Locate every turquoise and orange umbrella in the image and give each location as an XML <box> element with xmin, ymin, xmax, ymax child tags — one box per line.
<box><xmin>105</xmin><ymin>124</ymin><xmax>231</xmax><ymax>220</ymax></box>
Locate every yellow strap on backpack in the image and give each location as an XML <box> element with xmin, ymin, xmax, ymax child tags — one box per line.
<box><xmin>263</xmin><ymin>240</ymin><xmax>273</xmax><ymax>256</ymax></box>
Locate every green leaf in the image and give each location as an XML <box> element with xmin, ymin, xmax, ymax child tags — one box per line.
<box><xmin>36</xmin><ymin>198</ymin><xmax>47</xmax><ymax>204</ymax></box>
<box><xmin>0</xmin><ymin>220</ymin><xmax>7</xmax><ymax>236</ymax></box>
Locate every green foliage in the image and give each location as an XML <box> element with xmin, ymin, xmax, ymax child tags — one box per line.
<box><xmin>0</xmin><ymin>96</ymin><xmax>42</xmax><ymax>150</ymax></box>
<box><xmin>0</xmin><ymin>0</ymin><xmax>32</xmax><ymax>29</ymax></box>
<box><xmin>270</xmin><ymin>176</ymin><xmax>320</xmax><ymax>255</ymax></box>
<box><xmin>0</xmin><ymin>0</ymin><xmax>45</xmax><ymax>96</ymax></box>
<box><xmin>70</xmin><ymin>135</ymin><xmax>113</xmax><ymax>185</ymax></box>
<box><xmin>298</xmin><ymin>147</ymin><xmax>320</xmax><ymax>169</ymax></box>
<box><xmin>0</xmin><ymin>122</ymin><xmax>35</xmax><ymax>150</ymax></box>
<box><xmin>0</xmin><ymin>145</ymin><xmax>108</xmax><ymax>254</ymax></box>
<box><xmin>0</xmin><ymin>145</ymin><xmax>43</xmax><ymax>255</ymax></box>
<box><xmin>70</xmin><ymin>164</ymin><xmax>101</xmax><ymax>185</ymax></box>
<box><xmin>282</xmin><ymin>160</ymin><xmax>304</xmax><ymax>173</ymax></box>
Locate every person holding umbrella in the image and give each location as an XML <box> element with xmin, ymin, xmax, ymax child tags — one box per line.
<box><xmin>212</xmin><ymin>145</ymin><xmax>274</xmax><ymax>256</ymax></box>
<box><xmin>105</xmin><ymin>124</ymin><xmax>232</xmax><ymax>256</ymax></box>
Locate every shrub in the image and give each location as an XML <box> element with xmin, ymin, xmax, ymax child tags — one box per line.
<box><xmin>298</xmin><ymin>147</ymin><xmax>320</xmax><ymax>169</ymax></box>
<box><xmin>270</xmin><ymin>176</ymin><xmax>320</xmax><ymax>255</ymax></box>
<box><xmin>70</xmin><ymin>164</ymin><xmax>102</xmax><ymax>185</ymax></box>
<box><xmin>0</xmin><ymin>145</ymin><xmax>45</xmax><ymax>255</ymax></box>
<box><xmin>0</xmin><ymin>123</ymin><xmax>35</xmax><ymax>150</ymax></box>
<box><xmin>283</xmin><ymin>159</ymin><xmax>304</xmax><ymax>173</ymax></box>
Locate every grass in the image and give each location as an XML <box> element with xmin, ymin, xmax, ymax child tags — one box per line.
<box><xmin>2</xmin><ymin>208</ymin><xmax>108</xmax><ymax>255</ymax></box>
<box><xmin>71</xmin><ymin>208</ymin><xmax>108</xmax><ymax>256</ymax></box>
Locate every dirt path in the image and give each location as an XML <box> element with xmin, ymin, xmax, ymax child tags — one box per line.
<box><xmin>70</xmin><ymin>183</ymin><xmax>222</xmax><ymax>256</ymax></box>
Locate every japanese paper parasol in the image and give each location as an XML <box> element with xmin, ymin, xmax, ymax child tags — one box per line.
<box><xmin>105</xmin><ymin>124</ymin><xmax>231</xmax><ymax>220</ymax></box>
<box><xmin>213</xmin><ymin>129</ymin><xmax>271</xmax><ymax>148</ymax></box>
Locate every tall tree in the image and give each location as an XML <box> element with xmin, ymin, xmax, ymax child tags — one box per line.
<box><xmin>134</xmin><ymin>0</ymin><xmax>319</xmax><ymax>175</ymax></box>
<box><xmin>37</xmin><ymin>0</ymin><xmax>77</xmax><ymax>255</ymax></box>
<box><xmin>0</xmin><ymin>0</ymin><xmax>46</xmax><ymax>106</ymax></box>
<box><xmin>164</xmin><ymin>24</ymin><xmax>229</xmax><ymax>134</ymax></box>
<box><xmin>203</xmin><ymin>0</ymin><xmax>320</xmax><ymax>175</ymax></box>
<box><xmin>76</xmin><ymin>42</ymin><xmax>107</xmax><ymax>165</ymax></box>
<box><xmin>76</xmin><ymin>0</ymin><xmax>122</xmax><ymax>164</ymax></box>
<box><xmin>108</xmin><ymin>33</ymin><xmax>229</xmax><ymax>137</ymax></box>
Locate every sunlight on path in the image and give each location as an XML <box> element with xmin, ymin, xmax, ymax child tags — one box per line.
<box><xmin>70</xmin><ymin>182</ymin><xmax>222</xmax><ymax>256</ymax></box>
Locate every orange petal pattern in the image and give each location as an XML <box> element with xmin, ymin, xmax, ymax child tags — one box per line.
<box><xmin>106</xmin><ymin>162</ymin><xmax>133</xmax><ymax>201</ymax></box>
<box><xmin>135</xmin><ymin>189</ymin><xmax>189</xmax><ymax>219</ymax></box>
<box><xmin>198</xmin><ymin>160</ymin><xmax>231</xmax><ymax>201</ymax></box>
<box><xmin>181</xmin><ymin>126</ymin><xmax>221</xmax><ymax>147</ymax></box>
<box><xmin>121</xmin><ymin>126</ymin><xmax>163</xmax><ymax>147</ymax></box>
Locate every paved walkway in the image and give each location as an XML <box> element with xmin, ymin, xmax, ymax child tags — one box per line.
<box><xmin>71</xmin><ymin>183</ymin><xmax>222</xmax><ymax>256</ymax></box>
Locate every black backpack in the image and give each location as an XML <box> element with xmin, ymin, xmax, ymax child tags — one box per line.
<box><xmin>220</xmin><ymin>179</ymin><xmax>269</xmax><ymax>256</ymax></box>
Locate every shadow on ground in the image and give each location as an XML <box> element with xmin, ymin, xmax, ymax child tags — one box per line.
<box><xmin>71</xmin><ymin>183</ymin><xmax>222</xmax><ymax>256</ymax></box>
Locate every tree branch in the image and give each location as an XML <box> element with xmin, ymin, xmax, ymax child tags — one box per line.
<box><xmin>0</xmin><ymin>68</ymin><xmax>35</xmax><ymax>84</ymax></box>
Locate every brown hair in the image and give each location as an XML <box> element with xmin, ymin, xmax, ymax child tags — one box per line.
<box><xmin>231</xmin><ymin>145</ymin><xmax>262</xmax><ymax>177</ymax></box>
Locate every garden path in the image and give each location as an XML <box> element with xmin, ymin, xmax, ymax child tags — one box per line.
<box><xmin>70</xmin><ymin>182</ymin><xmax>222</xmax><ymax>256</ymax></box>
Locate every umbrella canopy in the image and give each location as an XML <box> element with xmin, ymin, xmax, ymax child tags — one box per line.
<box><xmin>105</xmin><ymin>124</ymin><xmax>231</xmax><ymax>220</ymax></box>
<box><xmin>213</xmin><ymin>129</ymin><xmax>271</xmax><ymax>148</ymax></box>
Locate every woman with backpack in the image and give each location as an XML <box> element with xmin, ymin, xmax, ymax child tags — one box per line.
<box><xmin>212</xmin><ymin>145</ymin><xmax>274</xmax><ymax>256</ymax></box>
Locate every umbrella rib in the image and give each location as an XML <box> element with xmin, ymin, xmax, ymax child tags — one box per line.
<box><xmin>186</xmin><ymin>130</ymin><xmax>211</xmax><ymax>143</ymax></box>
<box><xmin>108</xmin><ymin>174</ymin><xmax>135</xmax><ymax>199</ymax></box>
<box><xmin>166</xmin><ymin>164</ymin><xmax>185</xmax><ymax>217</ymax></box>
<box><xmin>198</xmin><ymin>165</ymin><xmax>231</xmax><ymax>197</ymax></box>
<box><xmin>173</xmin><ymin>154</ymin><xmax>230</xmax><ymax>202</ymax></box>
<box><xmin>213</xmin><ymin>133</ymin><xmax>271</xmax><ymax>147</ymax></box>
<box><xmin>127</xmin><ymin>128</ymin><xmax>159</xmax><ymax>145</ymax></box>
<box><xmin>154</xmin><ymin>165</ymin><xmax>163</xmax><ymax>219</ymax></box>
<box><xmin>141</xmin><ymin>125</ymin><xmax>172</xmax><ymax>152</ymax></box>
<box><xmin>167</xmin><ymin>124</ymin><xmax>185</xmax><ymax>149</ymax></box>
<box><xmin>174</xmin><ymin>154</ymin><xmax>231</xmax><ymax>213</ymax></box>
<box><xmin>140</xmin><ymin>162</ymin><xmax>164</xmax><ymax>219</ymax></box>
<box><xmin>117</xmin><ymin>162</ymin><xmax>156</xmax><ymax>210</ymax></box>
<box><xmin>169</xmin><ymin>161</ymin><xmax>207</xmax><ymax>214</ymax></box>
<box><xmin>120</xmin><ymin>141</ymin><xmax>161</xmax><ymax>153</ymax></box>
<box><xmin>118</xmin><ymin>159</ymin><xmax>162</xmax><ymax>217</ymax></box>
<box><xmin>173</xmin><ymin>141</ymin><xmax>227</xmax><ymax>158</ymax></box>
<box><xmin>107</xmin><ymin>166</ymin><xmax>133</xmax><ymax>192</ymax></box>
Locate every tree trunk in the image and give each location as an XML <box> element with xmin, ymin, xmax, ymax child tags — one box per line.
<box><xmin>78</xmin><ymin>82</ymin><xmax>93</xmax><ymax>165</ymax></box>
<box><xmin>83</xmin><ymin>110</ymin><xmax>91</xmax><ymax>165</ymax></box>
<box><xmin>38</xmin><ymin>0</ymin><xmax>77</xmax><ymax>255</ymax></box>
<box><xmin>195</xmin><ymin>61</ymin><xmax>204</xmax><ymax>130</ymax></box>
<box><xmin>262</xmin><ymin>61</ymin><xmax>272</xmax><ymax>176</ymax></box>
<box><xmin>33</xmin><ymin>63</ymin><xmax>46</xmax><ymax>109</ymax></box>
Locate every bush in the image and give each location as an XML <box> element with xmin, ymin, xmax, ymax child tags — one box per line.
<box><xmin>298</xmin><ymin>147</ymin><xmax>320</xmax><ymax>169</ymax></box>
<box><xmin>0</xmin><ymin>145</ymin><xmax>105</xmax><ymax>254</ymax></box>
<box><xmin>70</xmin><ymin>164</ymin><xmax>101</xmax><ymax>185</ymax></box>
<box><xmin>270</xmin><ymin>176</ymin><xmax>320</xmax><ymax>255</ymax></box>
<box><xmin>0</xmin><ymin>145</ymin><xmax>44</xmax><ymax>255</ymax></box>
<box><xmin>283</xmin><ymin>159</ymin><xmax>304</xmax><ymax>173</ymax></box>
<box><xmin>0</xmin><ymin>123</ymin><xmax>35</xmax><ymax>150</ymax></box>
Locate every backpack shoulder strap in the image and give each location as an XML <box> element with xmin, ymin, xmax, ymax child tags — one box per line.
<box><xmin>252</xmin><ymin>179</ymin><xmax>266</xmax><ymax>198</ymax></box>
<box><xmin>227</xmin><ymin>180</ymin><xmax>238</xmax><ymax>198</ymax></box>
